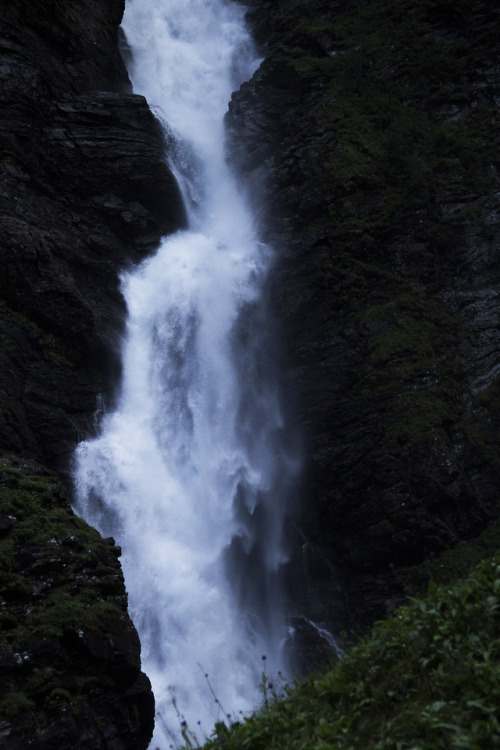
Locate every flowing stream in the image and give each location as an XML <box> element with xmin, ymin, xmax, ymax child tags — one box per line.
<box><xmin>73</xmin><ymin>0</ymin><xmax>299</xmax><ymax>747</ymax></box>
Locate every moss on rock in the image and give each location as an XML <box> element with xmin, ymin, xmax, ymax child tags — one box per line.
<box><xmin>0</xmin><ymin>457</ymin><xmax>153</xmax><ymax>748</ymax></box>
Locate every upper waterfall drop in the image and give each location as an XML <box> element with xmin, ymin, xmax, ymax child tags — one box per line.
<box><xmin>73</xmin><ymin>0</ymin><xmax>300</xmax><ymax>747</ymax></box>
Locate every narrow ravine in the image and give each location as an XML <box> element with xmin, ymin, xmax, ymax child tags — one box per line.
<box><xmin>73</xmin><ymin>1</ymin><xmax>299</xmax><ymax>747</ymax></box>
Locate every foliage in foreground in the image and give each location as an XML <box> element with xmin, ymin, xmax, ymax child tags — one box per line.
<box><xmin>193</xmin><ymin>555</ymin><xmax>500</xmax><ymax>750</ymax></box>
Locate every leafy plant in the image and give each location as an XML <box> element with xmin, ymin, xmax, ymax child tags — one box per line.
<box><xmin>190</xmin><ymin>554</ymin><xmax>500</xmax><ymax>750</ymax></box>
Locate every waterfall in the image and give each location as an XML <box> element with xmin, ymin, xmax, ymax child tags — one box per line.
<box><xmin>73</xmin><ymin>0</ymin><xmax>299</xmax><ymax>747</ymax></box>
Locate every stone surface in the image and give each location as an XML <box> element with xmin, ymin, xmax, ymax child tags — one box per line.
<box><xmin>2</xmin><ymin>0</ymin><xmax>500</xmax><ymax>736</ymax></box>
<box><xmin>0</xmin><ymin>458</ymin><xmax>154</xmax><ymax>750</ymax></box>
<box><xmin>227</xmin><ymin>0</ymin><xmax>500</xmax><ymax>634</ymax></box>
<box><xmin>0</xmin><ymin>2</ymin><xmax>185</xmax><ymax>474</ymax></box>
<box><xmin>0</xmin><ymin>0</ymin><xmax>186</xmax><ymax>746</ymax></box>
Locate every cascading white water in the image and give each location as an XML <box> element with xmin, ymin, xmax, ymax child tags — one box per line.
<box><xmin>73</xmin><ymin>0</ymin><xmax>299</xmax><ymax>747</ymax></box>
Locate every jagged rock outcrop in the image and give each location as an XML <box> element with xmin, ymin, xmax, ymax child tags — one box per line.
<box><xmin>0</xmin><ymin>0</ymin><xmax>185</xmax><ymax>746</ymax></box>
<box><xmin>0</xmin><ymin>458</ymin><xmax>154</xmax><ymax>750</ymax></box>
<box><xmin>227</xmin><ymin>0</ymin><xmax>500</xmax><ymax>634</ymax></box>
<box><xmin>0</xmin><ymin>0</ymin><xmax>184</xmax><ymax>473</ymax></box>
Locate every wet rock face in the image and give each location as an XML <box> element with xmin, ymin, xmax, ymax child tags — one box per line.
<box><xmin>228</xmin><ymin>0</ymin><xmax>500</xmax><ymax>631</ymax></box>
<box><xmin>0</xmin><ymin>2</ymin><xmax>185</xmax><ymax>473</ymax></box>
<box><xmin>0</xmin><ymin>0</ymin><xmax>187</xmax><ymax>746</ymax></box>
<box><xmin>0</xmin><ymin>459</ymin><xmax>154</xmax><ymax>750</ymax></box>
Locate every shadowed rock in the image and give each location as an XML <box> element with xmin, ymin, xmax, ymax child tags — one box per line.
<box><xmin>0</xmin><ymin>0</ymin><xmax>186</xmax><ymax>746</ymax></box>
<box><xmin>227</xmin><ymin>0</ymin><xmax>500</xmax><ymax>636</ymax></box>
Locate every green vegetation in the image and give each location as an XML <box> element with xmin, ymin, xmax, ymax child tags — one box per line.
<box><xmin>191</xmin><ymin>554</ymin><xmax>500</xmax><ymax>750</ymax></box>
<box><xmin>0</xmin><ymin>461</ymin><xmax>124</xmax><ymax>641</ymax></box>
<box><xmin>397</xmin><ymin>517</ymin><xmax>500</xmax><ymax>595</ymax></box>
<box><xmin>0</xmin><ymin>459</ymin><xmax>126</xmax><ymax>723</ymax></box>
<box><xmin>0</xmin><ymin>692</ymin><xmax>35</xmax><ymax>720</ymax></box>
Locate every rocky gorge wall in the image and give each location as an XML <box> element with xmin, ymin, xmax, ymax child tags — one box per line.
<box><xmin>227</xmin><ymin>0</ymin><xmax>500</xmax><ymax>639</ymax></box>
<box><xmin>2</xmin><ymin>0</ymin><xmax>500</xmax><ymax>745</ymax></box>
<box><xmin>0</xmin><ymin>0</ymin><xmax>185</xmax><ymax>747</ymax></box>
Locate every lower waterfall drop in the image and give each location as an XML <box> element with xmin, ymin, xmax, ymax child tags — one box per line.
<box><xmin>73</xmin><ymin>0</ymin><xmax>299</xmax><ymax>747</ymax></box>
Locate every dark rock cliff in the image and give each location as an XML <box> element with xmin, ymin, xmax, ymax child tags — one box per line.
<box><xmin>0</xmin><ymin>458</ymin><xmax>154</xmax><ymax>750</ymax></box>
<box><xmin>227</xmin><ymin>0</ymin><xmax>500</xmax><ymax>639</ymax></box>
<box><xmin>0</xmin><ymin>0</ymin><xmax>185</xmax><ymax>746</ymax></box>
<box><xmin>2</xmin><ymin>0</ymin><xmax>500</xmax><ymax>740</ymax></box>
<box><xmin>0</xmin><ymin>0</ymin><xmax>184</xmax><ymax>473</ymax></box>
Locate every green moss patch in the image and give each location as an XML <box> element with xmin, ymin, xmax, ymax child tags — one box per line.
<box><xmin>397</xmin><ymin>516</ymin><xmax>500</xmax><ymax>595</ymax></box>
<box><xmin>0</xmin><ymin>692</ymin><xmax>36</xmax><ymax>720</ymax></box>
<box><xmin>0</xmin><ymin>457</ymin><xmax>130</xmax><ymax>728</ymax></box>
<box><xmin>0</xmin><ymin>459</ymin><xmax>124</xmax><ymax>642</ymax></box>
